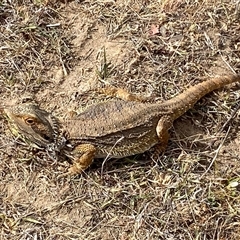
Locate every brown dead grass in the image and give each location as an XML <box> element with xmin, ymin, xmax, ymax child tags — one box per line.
<box><xmin>0</xmin><ymin>0</ymin><xmax>240</xmax><ymax>239</ymax></box>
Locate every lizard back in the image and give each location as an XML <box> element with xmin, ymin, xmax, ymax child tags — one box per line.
<box><xmin>64</xmin><ymin>100</ymin><xmax>168</xmax><ymax>158</ymax></box>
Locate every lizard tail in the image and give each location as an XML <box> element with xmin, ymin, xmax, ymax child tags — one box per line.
<box><xmin>160</xmin><ymin>75</ymin><xmax>240</xmax><ymax>120</ymax></box>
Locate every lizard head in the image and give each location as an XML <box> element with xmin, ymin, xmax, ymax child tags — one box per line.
<box><xmin>3</xmin><ymin>103</ymin><xmax>60</xmax><ymax>148</ymax></box>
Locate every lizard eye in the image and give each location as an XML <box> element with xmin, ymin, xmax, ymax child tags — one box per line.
<box><xmin>25</xmin><ymin>118</ymin><xmax>35</xmax><ymax>125</ymax></box>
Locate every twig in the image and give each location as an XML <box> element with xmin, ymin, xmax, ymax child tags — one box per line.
<box><xmin>200</xmin><ymin>126</ymin><xmax>231</xmax><ymax>179</ymax></box>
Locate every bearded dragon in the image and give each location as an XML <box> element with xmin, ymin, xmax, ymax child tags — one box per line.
<box><xmin>3</xmin><ymin>75</ymin><xmax>240</xmax><ymax>174</ymax></box>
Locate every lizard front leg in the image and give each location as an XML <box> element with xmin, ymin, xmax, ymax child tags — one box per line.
<box><xmin>68</xmin><ymin>144</ymin><xmax>96</xmax><ymax>174</ymax></box>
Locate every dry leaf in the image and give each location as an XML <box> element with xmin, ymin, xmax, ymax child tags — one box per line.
<box><xmin>149</xmin><ymin>24</ymin><xmax>160</xmax><ymax>35</ymax></box>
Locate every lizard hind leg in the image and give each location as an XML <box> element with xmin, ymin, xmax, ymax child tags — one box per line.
<box><xmin>97</xmin><ymin>86</ymin><xmax>149</xmax><ymax>102</ymax></box>
<box><xmin>68</xmin><ymin>144</ymin><xmax>96</xmax><ymax>175</ymax></box>
<box><xmin>152</xmin><ymin>116</ymin><xmax>173</xmax><ymax>159</ymax></box>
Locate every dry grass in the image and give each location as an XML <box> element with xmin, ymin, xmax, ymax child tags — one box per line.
<box><xmin>0</xmin><ymin>0</ymin><xmax>240</xmax><ymax>239</ymax></box>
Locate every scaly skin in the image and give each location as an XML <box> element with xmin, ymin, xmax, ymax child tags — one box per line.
<box><xmin>3</xmin><ymin>75</ymin><xmax>240</xmax><ymax>174</ymax></box>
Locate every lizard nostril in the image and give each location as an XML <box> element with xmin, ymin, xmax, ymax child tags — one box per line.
<box><xmin>43</xmin><ymin>134</ymin><xmax>51</xmax><ymax>141</ymax></box>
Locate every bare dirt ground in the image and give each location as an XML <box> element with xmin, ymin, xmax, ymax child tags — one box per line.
<box><xmin>0</xmin><ymin>0</ymin><xmax>240</xmax><ymax>239</ymax></box>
